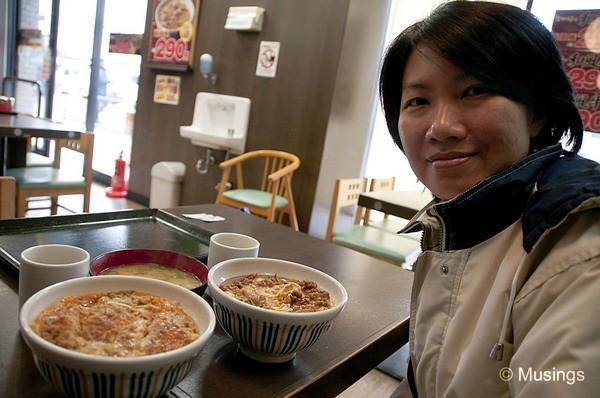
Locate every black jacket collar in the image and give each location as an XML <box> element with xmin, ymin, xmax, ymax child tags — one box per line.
<box><xmin>432</xmin><ymin>146</ymin><xmax>561</xmax><ymax>251</ymax></box>
<box><xmin>522</xmin><ymin>149</ymin><xmax>600</xmax><ymax>251</ymax></box>
<box><xmin>425</xmin><ymin>145</ymin><xmax>599</xmax><ymax>252</ymax></box>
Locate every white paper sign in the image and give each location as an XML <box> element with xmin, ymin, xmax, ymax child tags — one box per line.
<box><xmin>153</xmin><ymin>75</ymin><xmax>180</xmax><ymax>105</ymax></box>
<box><xmin>256</xmin><ymin>41</ymin><xmax>280</xmax><ymax>78</ymax></box>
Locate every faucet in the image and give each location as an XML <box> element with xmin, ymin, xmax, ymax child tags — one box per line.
<box><xmin>218</xmin><ymin>103</ymin><xmax>233</xmax><ymax>112</ymax></box>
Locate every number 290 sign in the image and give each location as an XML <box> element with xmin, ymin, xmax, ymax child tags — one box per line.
<box><xmin>553</xmin><ymin>9</ymin><xmax>600</xmax><ymax>133</ymax></box>
<box><xmin>149</xmin><ymin>0</ymin><xmax>200</xmax><ymax>67</ymax></box>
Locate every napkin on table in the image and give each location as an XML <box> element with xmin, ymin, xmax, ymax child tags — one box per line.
<box><xmin>181</xmin><ymin>213</ymin><xmax>225</xmax><ymax>222</ymax></box>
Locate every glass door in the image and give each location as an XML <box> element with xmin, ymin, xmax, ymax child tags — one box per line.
<box><xmin>15</xmin><ymin>0</ymin><xmax>147</xmax><ymax>179</ymax></box>
<box><xmin>51</xmin><ymin>0</ymin><xmax>97</xmax><ymax>129</ymax></box>
<box><xmin>92</xmin><ymin>0</ymin><xmax>147</xmax><ymax>177</ymax></box>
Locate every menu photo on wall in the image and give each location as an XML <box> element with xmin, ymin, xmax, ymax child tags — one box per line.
<box><xmin>552</xmin><ymin>9</ymin><xmax>600</xmax><ymax>133</ymax></box>
<box><xmin>148</xmin><ymin>0</ymin><xmax>201</xmax><ymax>70</ymax></box>
<box><xmin>153</xmin><ymin>75</ymin><xmax>181</xmax><ymax>105</ymax></box>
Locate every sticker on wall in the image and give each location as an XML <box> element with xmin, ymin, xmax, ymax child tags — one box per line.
<box><xmin>256</xmin><ymin>41</ymin><xmax>280</xmax><ymax>78</ymax></box>
<box><xmin>153</xmin><ymin>74</ymin><xmax>181</xmax><ymax>105</ymax></box>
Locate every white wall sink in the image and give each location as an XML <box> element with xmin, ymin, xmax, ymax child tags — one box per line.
<box><xmin>180</xmin><ymin>92</ymin><xmax>251</xmax><ymax>154</ymax></box>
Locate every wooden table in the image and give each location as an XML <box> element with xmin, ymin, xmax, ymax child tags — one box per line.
<box><xmin>0</xmin><ymin>113</ymin><xmax>81</xmax><ymax>175</ymax></box>
<box><xmin>359</xmin><ymin>189</ymin><xmax>433</xmax><ymax>220</ymax></box>
<box><xmin>0</xmin><ymin>204</ymin><xmax>413</xmax><ymax>398</ymax></box>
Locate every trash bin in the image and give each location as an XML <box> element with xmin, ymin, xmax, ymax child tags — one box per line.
<box><xmin>150</xmin><ymin>161</ymin><xmax>186</xmax><ymax>208</ymax></box>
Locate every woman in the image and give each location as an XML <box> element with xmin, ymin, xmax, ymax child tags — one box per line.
<box><xmin>379</xmin><ymin>1</ymin><xmax>600</xmax><ymax>397</ymax></box>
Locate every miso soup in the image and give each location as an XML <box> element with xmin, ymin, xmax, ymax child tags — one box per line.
<box><xmin>100</xmin><ymin>263</ymin><xmax>202</xmax><ymax>289</ymax></box>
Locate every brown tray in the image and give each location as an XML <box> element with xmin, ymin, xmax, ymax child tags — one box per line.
<box><xmin>0</xmin><ymin>208</ymin><xmax>211</xmax><ymax>278</ymax></box>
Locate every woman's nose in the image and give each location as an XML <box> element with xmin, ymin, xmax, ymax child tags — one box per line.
<box><xmin>426</xmin><ymin>104</ymin><xmax>466</xmax><ymax>141</ymax></box>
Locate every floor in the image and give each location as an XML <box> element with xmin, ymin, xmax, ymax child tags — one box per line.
<box><xmin>23</xmin><ymin>182</ymin><xmax>405</xmax><ymax>397</ymax></box>
<box><xmin>339</xmin><ymin>368</ymin><xmax>402</xmax><ymax>397</ymax></box>
<box><xmin>24</xmin><ymin>181</ymin><xmax>146</xmax><ymax>218</ymax></box>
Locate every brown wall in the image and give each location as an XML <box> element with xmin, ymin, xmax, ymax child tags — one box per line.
<box><xmin>129</xmin><ymin>0</ymin><xmax>351</xmax><ymax>231</ymax></box>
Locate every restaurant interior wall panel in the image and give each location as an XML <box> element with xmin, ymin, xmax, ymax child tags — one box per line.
<box><xmin>129</xmin><ymin>0</ymin><xmax>351</xmax><ymax>231</ymax></box>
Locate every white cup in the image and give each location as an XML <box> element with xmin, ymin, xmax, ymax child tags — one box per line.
<box><xmin>207</xmin><ymin>233</ymin><xmax>260</xmax><ymax>268</ymax></box>
<box><xmin>18</xmin><ymin>244</ymin><xmax>90</xmax><ymax>310</ymax></box>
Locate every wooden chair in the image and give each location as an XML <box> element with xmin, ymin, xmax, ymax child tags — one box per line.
<box><xmin>216</xmin><ymin>150</ymin><xmax>300</xmax><ymax>230</ymax></box>
<box><xmin>0</xmin><ymin>176</ymin><xmax>16</xmax><ymax>219</ymax></box>
<box><xmin>325</xmin><ymin>177</ymin><xmax>420</xmax><ymax>266</ymax></box>
<box><xmin>7</xmin><ymin>132</ymin><xmax>94</xmax><ymax>218</ymax></box>
<box><xmin>3</xmin><ymin>77</ymin><xmax>53</xmax><ymax>169</ymax></box>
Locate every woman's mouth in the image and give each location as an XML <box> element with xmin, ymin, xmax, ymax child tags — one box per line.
<box><xmin>428</xmin><ymin>152</ymin><xmax>475</xmax><ymax>168</ymax></box>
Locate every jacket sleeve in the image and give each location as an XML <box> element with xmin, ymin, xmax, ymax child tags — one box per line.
<box><xmin>509</xmin><ymin>233</ymin><xmax>600</xmax><ymax>397</ymax></box>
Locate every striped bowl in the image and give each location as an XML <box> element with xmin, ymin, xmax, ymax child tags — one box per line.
<box><xmin>207</xmin><ymin>257</ymin><xmax>348</xmax><ymax>363</ymax></box>
<box><xmin>19</xmin><ymin>276</ymin><xmax>216</xmax><ymax>398</ymax></box>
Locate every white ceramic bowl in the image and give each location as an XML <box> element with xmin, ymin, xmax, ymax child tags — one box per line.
<box><xmin>155</xmin><ymin>0</ymin><xmax>195</xmax><ymax>31</ymax></box>
<box><xmin>19</xmin><ymin>276</ymin><xmax>216</xmax><ymax>398</ymax></box>
<box><xmin>208</xmin><ymin>257</ymin><xmax>348</xmax><ymax>363</ymax></box>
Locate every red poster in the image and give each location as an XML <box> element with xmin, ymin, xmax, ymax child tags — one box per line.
<box><xmin>552</xmin><ymin>9</ymin><xmax>600</xmax><ymax>133</ymax></box>
<box><xmin>148</xmin><ymin>0</ymin><xmax>201</xmax><ymax>68</ymax></box>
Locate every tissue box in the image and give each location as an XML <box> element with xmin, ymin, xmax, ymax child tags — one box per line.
<box><xmin>224</xmin><ymin>6</ymin><xmax>265</xmax><ymax>32</ymax></box>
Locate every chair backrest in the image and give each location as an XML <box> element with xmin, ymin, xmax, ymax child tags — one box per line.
<box><xmin>53</xmin><ymin>132</ymin><xmax>95</xmax><ymax>175</ymax></box>
<box><xmin>365</xmin><ymin>176</ymin><xmax>396</xmax><ymax>222</ymax></box>
<box><xmin>54</xmin><ymin>132</ymin><xmax>95</xmax><ymax>209</ymax></box>
<box><xmin>325</xmin><ymin>177</ymin><xmax>368</xmax><ymax>241</ymax></box>
<box><xmin>2</xmin><ymin>76</ymin><xmax>43</xmax><ymax>117</ymax></box>
<box><xmin>0</xmin><ymin>176</ymin><xmax>16</xmax><ymax>219</ymax></box>
<box><xmin>370</xmin><ymin>176</ymin><xmax>395</xmax><ymax>192</ymax></box>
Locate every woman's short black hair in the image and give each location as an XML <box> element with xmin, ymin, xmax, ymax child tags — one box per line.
<box><xmin>379</xmin><ymin>0</ymin><xmax>583</xmax><ymax>153</ymax></box>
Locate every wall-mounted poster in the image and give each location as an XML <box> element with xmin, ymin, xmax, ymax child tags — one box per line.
<box><xmin>154</xmin><ymin>75</ymin><xmax>181</xmax><ymax>105</ymax></box>
<box><xmin>552</xmin><ymin>9</ymin><xmax>600</xmax><ymax>133</ymax></box>
<box><xmin>109</xmin><ymin>34</ymin><xmax>143</xmax><ymax>54</ymax></box>
<box><xmin>148</xmin><ymin>0</ymin><xmax>201</xmax><ymax>69</ymax></box>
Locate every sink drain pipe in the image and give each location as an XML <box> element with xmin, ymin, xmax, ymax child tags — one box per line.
<box><xmin>196</xmin><ymin>149</ymin><xmax>216</xmax><ymax>174</ymax></box>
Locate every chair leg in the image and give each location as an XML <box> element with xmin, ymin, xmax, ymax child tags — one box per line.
<box><xmin>16</xmin><ymin>192</ymin><xmax>28</xmax><ymax>218</ymax></box>
<box><xmin>288</xmin><ymin>210</ymin><xmax>299</xmax><ymax>231</ymax></box>
<box><xmin>83</xmin><ymin>192</ymin><xmax>91</xmax><ymax>213</ymax></box>
<box><xmin>266</xmin><ymin>207</ymin><xmax>277</xmax><ymax>223</ymax></box>
<box><xmin>50</xmin><ymin>195</ymin><xmax>59</xmax><ymax>215</ymax></box>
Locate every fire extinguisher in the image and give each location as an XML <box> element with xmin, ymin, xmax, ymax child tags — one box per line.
<box><xmin>105</xmin><ymin>151</ymin><xmax>128</xmax><ymax>198</ymax></box>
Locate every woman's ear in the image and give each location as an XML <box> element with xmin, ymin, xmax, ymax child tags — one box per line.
<box><xmin>529</xmin><ymin>112</ymin><xmax>546</xmax><ymax>138</ymax></box>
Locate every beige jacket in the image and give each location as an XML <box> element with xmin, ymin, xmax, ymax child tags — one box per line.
<box><xmin>393</xmin><ymin>147</ymin><xmax>600</xmax><ymax>397</ymax></box>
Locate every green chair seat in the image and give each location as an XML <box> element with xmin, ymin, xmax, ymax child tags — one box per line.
<box><xmin>26</xmin><ymin>152</ymin><xmax>54</xmax><ymax>167</ymax></box>
<box><xmin>222</xmin><ymin>189</ymin><xmax>288</xmax><ymax>209</ymax></box>
<box><xmin>7</xmin><ymin>167</ymin><xmax>86</xmax><ymax>189</ymax></box>
<box><xmin>332</xmin><ymin>225</ymin><xmax>420</xmax><ymax>263</ymax></box>
<box><xmin>368</xmin><ymin>218</ymin><xmax>422</xmax><ymax>241</ymax></box>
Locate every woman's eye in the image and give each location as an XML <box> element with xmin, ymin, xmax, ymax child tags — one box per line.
<box><xmin>463</xmin><ymin>86</ymin><xmax>490</xmax><ymax>97</ymax></box>
<box><xmin>404</xmin><ymin>97</ymin><xmax>428</xmax><ymax>108</ymax></box>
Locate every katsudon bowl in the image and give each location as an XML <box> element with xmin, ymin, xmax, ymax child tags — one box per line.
<box><xmin>207</xmin><ymin>257</ymin><xmax>348</xmax><ymax>363</ymax></box>
<box><xmin>19</xmin><ymin>276</ymin><xmax>216</xmax><ymax>398</ymax></box>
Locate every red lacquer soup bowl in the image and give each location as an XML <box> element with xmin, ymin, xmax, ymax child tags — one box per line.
<box><xmin>90</xmin><ymin>249</ymin><xmax>208</xmax><ymax>295</ymax></box>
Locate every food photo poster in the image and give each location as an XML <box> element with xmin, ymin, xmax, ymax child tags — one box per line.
<box><xmin>148</xmin><ymin>0</ymin><xmax>200</xmax><ymax>69</ymax></box>
<box><xmin>552</xmin><ymin>9</ymin><xmax>600</xmax><ymax>133</ymax></box>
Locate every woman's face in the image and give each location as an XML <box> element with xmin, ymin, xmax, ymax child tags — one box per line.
<box><xmin>398</xmin><ymin>47</ymin><xmax>544</xmax><ymax>200</ymax></box>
